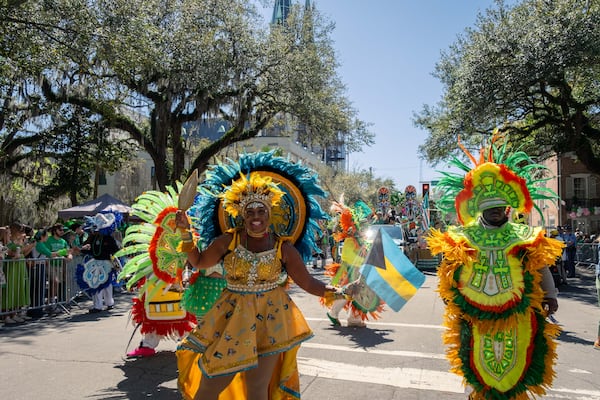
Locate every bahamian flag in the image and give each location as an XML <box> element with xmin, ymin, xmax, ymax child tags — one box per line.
<box><xmin>359</xmin><ymin>229</ymin><xmax>425</xmax><ymax>311</ymax></box>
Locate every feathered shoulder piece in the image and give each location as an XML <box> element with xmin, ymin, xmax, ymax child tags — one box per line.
<box><xmin>116</xmin><ymin>183</ymin><xmax>190</xmax><ymax>300</ymax></box>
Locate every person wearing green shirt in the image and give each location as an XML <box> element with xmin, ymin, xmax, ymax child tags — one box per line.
<box><xmin>44</xmin><ymin>224</ymin><xmax>71</xmax><ymax>306</ymax></box>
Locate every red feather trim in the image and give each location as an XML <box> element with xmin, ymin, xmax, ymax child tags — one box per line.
<box><xmin>149</xmin><ymin>206</ymin><xmax>179</xmax><ymax>284</ymax></box>
<box><xmin>324</xmin><ymin>263</ymin><xmax>340</xmax><ymax>277</ymax></box>
<box><xmin>188</xmin><ymin>270</ymin><xmax>201</xmax><ymax>285</ymax></box>
<box><xmin>131</xmin><ymin>296</ymin><xmax>196</xmax><ymax>337</ymax></box>
<box><xmin>462</xmin><ymin>291</ymin><xmax>523</xmax><ymax>314</ymax></box>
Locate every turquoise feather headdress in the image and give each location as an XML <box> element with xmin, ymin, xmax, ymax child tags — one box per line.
<box><xmin>189</xmin><ymin>151</ymin><xmax>329</xmax><ymax>261</ymax></box>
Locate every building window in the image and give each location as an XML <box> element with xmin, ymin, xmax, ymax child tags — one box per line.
<box><xmin>98</xmin><ymin>169</ymin><xmax>107</xmax><ymax>185</ymax></box>
<box><xmin>573</xmin><ymin>177</ymin><xmax>585</xmax><ymax>199</ymax></box>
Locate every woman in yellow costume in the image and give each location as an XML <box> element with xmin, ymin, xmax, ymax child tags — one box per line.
<box><xmin>175</xmin><ymin>153</ymin><xmax>356</xmax><ymax>400</ymax></box>
<box><xmin>426</xmin><ymin>135</ymin><xmax>563</xmax><ymax>399</ymax></box>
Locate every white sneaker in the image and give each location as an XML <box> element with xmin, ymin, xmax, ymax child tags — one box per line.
<box><xmin>12</xmin><ymin>316</ymin><xmax>25</xmax><ymax>323</ymax></box>
<box><xmin>20</xmin><ymin>314</ymin><xmax>32</xmax><ymax>320</ymax></box>
<box><xmin>4</xmin><ymin>317</ymin><xmax>16</xmax><ymax>324</ymax></box>
<box><xmin>347</xmin><ymin>320</ymin><xmax>366</xmax><ymax>328</ymax></box>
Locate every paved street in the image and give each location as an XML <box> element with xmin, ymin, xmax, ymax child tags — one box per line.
<box><xmin>1</xmin><ymin>265</ymin><xmax>599</xmax><ymax>400</ymax></box>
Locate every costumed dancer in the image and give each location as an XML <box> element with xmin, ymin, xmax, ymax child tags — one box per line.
<box><xmin>77</xmin><ymin>212</ymin><xmax>123</xmax><ymax>313</ymax></box>
<box><xmin>115</xmin><ymin>178</ymin><xmax>221</xmax><ymax>358</ymax></box>
<box><xmin>324</xmin><ymin>198</ymin><xmax>384</xmax><ymax>327</ymax></box>
<box><xmin>425</xmin><ymin>134</ymin><xmax>563</xmax><ymax>399</ymax></box>
<box><xmin>175</xmin><ymin>152</ymin><xmax>358</xmax><ymax>400</ymax></box>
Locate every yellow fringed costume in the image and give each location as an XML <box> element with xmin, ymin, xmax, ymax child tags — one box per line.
<box><xmin>175</xmin><ymin>156</ymin><xmax>332</xmax><ymax>399</ymax></box>
<box><xmin>425</xmin><ymin>133</ymin><xmax>564</xmax><ymax>399</ymax></box>
<box><xmin>177</xmin><ymin>230</ymin><xmax>312</xmax><ymax>399</ymax></box>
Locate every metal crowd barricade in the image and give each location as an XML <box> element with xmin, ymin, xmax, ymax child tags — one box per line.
<box><xmin>1</xmin><ymin>255</ymin><xmax>89</xmax><ymax>319</ymax></box>
<box><xmin>575</xmin><ymin>243</ymin><xmax>599</xmax><ymax>272</ymax></box>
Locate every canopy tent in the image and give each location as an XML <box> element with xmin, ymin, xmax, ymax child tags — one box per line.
<box><xmin>58</xmin><ymin>193</ymin><xmax>132</xmax><ymax>220</ymax></box>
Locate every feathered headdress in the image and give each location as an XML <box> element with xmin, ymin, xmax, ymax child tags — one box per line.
<box><xmin>84</xmin><ymin>211</ymin><xmax>123</xmax><ymax>235</ymax></box>
<box><xmin>330</xmin><ymin>198</ymin><xmax>373</xmax><ymax>243</ymax></box>
<box><xmin>189</xmin><ymin>151</ymin><xmax>329</xmax><ymax>261</ymax></box>
<box><xmin>219</xmin><ymin>172</ymin><xmax>285</xmax><ymax>218</ymax></box>
<box><xmin>436</xmin><ymin>132</ymin><xmax>558</xmax><ymax>226</ymax></box>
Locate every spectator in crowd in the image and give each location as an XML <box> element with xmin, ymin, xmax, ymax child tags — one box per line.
<box><xmin>387</xmin><ymin>209</ymin><xmax>397</xmax><ymax>224</ymax></box>
<box><xmin>62</xmin><ymin>230</ymin><xmax>77</xmax><ymax>250</ymax></box>
<box><xmin>66</xmin><ymin>222</ymin><xmax>87</xmax><ymax>256</ymax></box>
<box><xmin>28</xmin><ymin>229</ymin><xmax>48</xmax><ymax>318</ymax></box>
<box><xmin>562</xmin><ymin>226</ymin><xmax>578</xmax><ymax>278</ymax></box>
<box><xmin>0</xmin><ymin>227</ymin><xmax>8</xmax><ymax>288</ymax></box>
<box><xmin>44</xmin><ymin>224</ymin><xmax>72</xmax><ymax>306</ymax></box>
<box><xmin>33</xmin><ymin>228</ymin><xmax>70</xmax><ymax>316</ymax></box>
<box><xmin>371</xmin><ymin>210</ymin><xmax>386</xmax><ymax>224</ymax></box>
<box><xmin>549</xmin><ymin>229</ymin><xmax>567</xmax><ymax>285</ymax></box>
<box><xmin>312</xmin><ymin>222</ymin><xmax>329</xmax><ymax>269</ymax></box>
<box><xmin>2</xmin><ymin>222</ymin><xmax>35</xmax><ymax>324</ymax></box>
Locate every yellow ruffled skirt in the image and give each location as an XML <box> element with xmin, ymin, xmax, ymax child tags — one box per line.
<box><xmin>177</xmin><ymin>286</ymin><xmax>313</xmax><ymax>399</ymax></box>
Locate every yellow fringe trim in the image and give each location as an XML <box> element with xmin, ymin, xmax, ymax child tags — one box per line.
<box><xmin>426</xmin><ymin>228</ymin><xmax>563</xmax><ymax>397</ymax></box>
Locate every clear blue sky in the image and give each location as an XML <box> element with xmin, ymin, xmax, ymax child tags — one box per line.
<box><xmin>263</xmin><ymin>0</ymin><xmax>500</xmax><ymax>192</ymax></box>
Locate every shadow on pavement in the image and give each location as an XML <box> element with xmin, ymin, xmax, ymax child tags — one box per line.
<box><xmin>326</xmin><ymin>325</ymin><xmax>394</xmax><ymax>349</ymax></box>
<box><xmin>105</xmin><ymin>351</ymin><xmax>180</xmax><ymax>400</ymax></box>
<box><xmin>556</xmin><ymin>266</ymin><xmax>598</xmax><ymax>307</ymax></box>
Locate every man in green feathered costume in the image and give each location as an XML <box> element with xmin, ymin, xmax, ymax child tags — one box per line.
<box><xmin>426</xmin><ymin>134</ymin><xmax>563</xmax><ymax>399</ymax></box>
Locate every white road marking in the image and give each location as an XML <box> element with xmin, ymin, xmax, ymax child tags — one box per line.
<box><xmin>304</xmin><ymin>317</ymin><xmax>446</xmax><ymax>330</ymax></box>
<box><xmin>301</xmin><ymin>319</ymin><xmax>600</xmax><ymax>398</ymax></box>
<box><xmin>568</xmin><ymin>368</ymin><xmax>592</xmax><ymax>374</ymax></box>
<box><xmin>298</xmin><ymin>355</ymin><xmax>600</xmax><ymax>399</ymax></box>
<box><xmin>549</xmin><ymin>388</ymin><xmax>600</xmax><ymax>400</ymax></box>
<box><xmin>297</xmin><ymin>357</ymin><xmax>465</xmax><ymax>393</ymax></box>
<box><xmin>301</xmin><ymin>342</ymin><xmax>446</xmax><ymax>360</ymax></box>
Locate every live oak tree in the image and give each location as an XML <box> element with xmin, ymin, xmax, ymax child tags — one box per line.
<box><xmin>316</xmin><ymin>165</ymin><xmax>396</xmax><ymax>212</ymax></box>
<box><xmin>414</xmin><ymin>0</ymin><xmax>600</xmax><ymax>173</ymax></box>
<box><xmin>36</xmin><ymin>106</ymin><xmax>135</xmax><ymax>205</ymax></box>
<box><xmin>2</xmin><ymin>0</ymin><xmax>372</xmax><ymax>192</ymax></box>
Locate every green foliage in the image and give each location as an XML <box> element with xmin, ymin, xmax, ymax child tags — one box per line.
<box><xmin>36</xmin><ymin>106</ymin><xmax>135</xmax><ymax>205</ymax></box>
<box><xmin>1</xmin><ymin>0</ymin><xmax>373</xmax><ymax>194</ymax></box>
<box><xmin>415</xmin><ymin>0</ymin><xmax>600</xmax><ymax>173</ymax></box>
<box><xmin>316</xmin><ymin>165</ymin><xmax>396</xmax><ymax>212</ymax></box>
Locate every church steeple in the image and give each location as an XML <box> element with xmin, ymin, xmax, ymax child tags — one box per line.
<box><xmin>302</xmin><ymin>0</ymin><xmax>314</xmax><ymax>43</ymax></box>
<box><xmin>271</xmin><ymin>0</ymin><xmax>291</xmax><ymax>25</ymax></box>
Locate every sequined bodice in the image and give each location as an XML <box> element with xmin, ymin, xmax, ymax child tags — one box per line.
<box><xmin>223</xmin><ymin>243</ymin><xmax>283</xmax><ymax>287</ymax></box>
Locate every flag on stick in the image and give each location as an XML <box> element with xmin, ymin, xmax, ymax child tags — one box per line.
<box><xmin>359</xmin><ymin>229</ymin><xmax>425</xmax><ymax>311</ymax></box>
<box><xmin>421</xmin><ymin>191</ymin><xmax>430</xmax><ymax>231</ymax></box>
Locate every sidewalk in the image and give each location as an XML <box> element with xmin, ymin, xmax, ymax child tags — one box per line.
<box><xmin>0</xmin><ymin>290</ymin><xmax>183</xmax><ymax>400</ymax></box>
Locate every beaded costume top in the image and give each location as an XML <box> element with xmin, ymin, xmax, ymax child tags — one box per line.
<box><xmin>223</xmin><ymin>230</ymin><xmax>285</xmax><ymax>291</ymax></box>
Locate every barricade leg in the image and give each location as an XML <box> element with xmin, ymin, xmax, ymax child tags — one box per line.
<box><xmin>66</xmin><ymin>255</ymin><xmax>91</xmax><ymax>308</ymax></box>
<box><xmin>28</xmin><ymin>260</ymin><xmax>46</xmax><ymax>318</ymax></box>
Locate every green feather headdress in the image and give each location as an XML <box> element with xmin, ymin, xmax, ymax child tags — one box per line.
<box><xmin>435</xmin><ymin>132</ymin><xmax>558</xmax><ymax>226</ymax></box>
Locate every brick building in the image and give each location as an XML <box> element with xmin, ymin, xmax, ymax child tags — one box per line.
<box><xmin>530</xmin><ymin>153</ymin><xmax>600</xmax><ymax>235</ymax></box>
